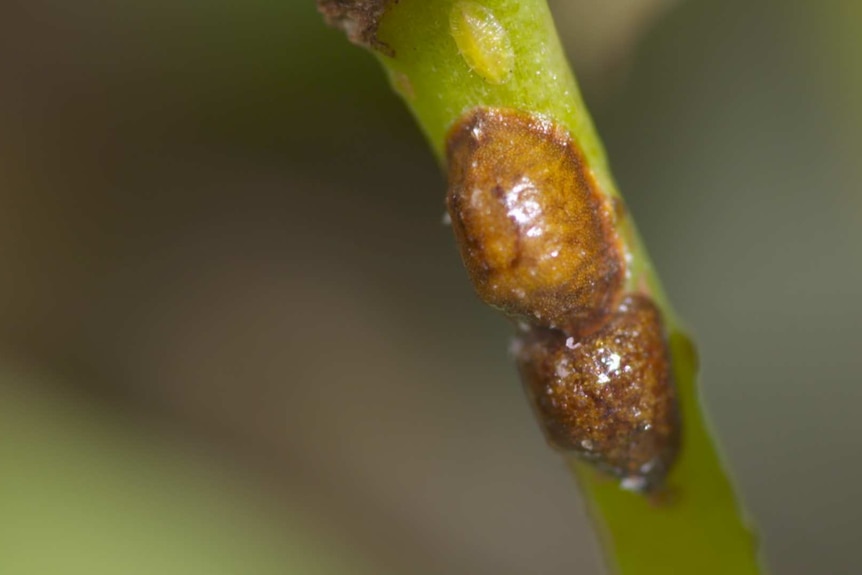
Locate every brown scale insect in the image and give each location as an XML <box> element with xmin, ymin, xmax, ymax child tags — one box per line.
<box><xmin>515</xmin><ymin>295</ymin><xmax>679</xmax><ymax>491</ymax></box>
<box><xmin>445</xmin><ymin>107</ymin><xmax>680</xmax><ymax>491</ymax></box>
<box><xmin>446</xmin><ymin>107</ymin><xmax>625</xmax><ymax>333</ymax></box>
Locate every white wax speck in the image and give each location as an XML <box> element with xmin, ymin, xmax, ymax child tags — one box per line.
<box><xmin>620</xmin><ymin>477</ymin><xmax>646</xmax><ymax>492</ymax></box>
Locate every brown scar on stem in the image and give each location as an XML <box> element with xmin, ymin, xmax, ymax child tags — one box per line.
<box><xmin>516</xmin><ymin>294</ymin><xmax>680</xmax><ymax>492</ymax></box>
<box><xmin>316</xmin><ymin>0</ymin><xmax>399</xmax><ymax>57</ymax></box>
<box><xmin>445</xmin><ymin>107</ymin><xmax>626</xmax><ymax>333</ymax></box>
<box><xmin>611</xmin><ymin>196</ymin><xmax>627</xmax><ymax>225</ymax></box>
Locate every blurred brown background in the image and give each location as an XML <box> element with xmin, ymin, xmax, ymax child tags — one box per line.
<box><xmin>1</xmin><ymin>0</ymin><xmax>861</xmax><ymax>573</ymax></box>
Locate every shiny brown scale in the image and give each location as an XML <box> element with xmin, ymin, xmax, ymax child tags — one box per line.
<box><xmin>516</xmin><ymin>295</ymin><xmax>679</xmax><ymax>491</ymax></box>
<box><xmin>445</xmin><ymin>108</ymin><xmax>625</xmax><ymax>332</ymax></box>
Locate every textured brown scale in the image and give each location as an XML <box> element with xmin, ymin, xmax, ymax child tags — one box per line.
<box><xmin>515</xmin><ymin>295</ymin><xmax>679</xmax><ymax>491</ymax></box>
<box><xmin>446</xmin><ymin>107</ymin><xmax>625</xmax><ymax>332</ymax></box>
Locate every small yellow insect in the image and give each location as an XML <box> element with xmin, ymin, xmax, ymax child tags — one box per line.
<box><xmin>449</xmin><ymin>2</ymin><xmax>515</xmax><ymax>85</ymax></box>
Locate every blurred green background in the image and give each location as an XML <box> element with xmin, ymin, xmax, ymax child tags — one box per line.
<box><xmin>1</xmin><ymin>0</ymin><xmax>860</xmax><ymax>573</ymax></box>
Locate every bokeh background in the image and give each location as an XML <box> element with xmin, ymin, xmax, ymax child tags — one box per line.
<box><xmin>2</xmin><ymin>0</ymin><xmax>861</xmax><ymax>573</ymax></box>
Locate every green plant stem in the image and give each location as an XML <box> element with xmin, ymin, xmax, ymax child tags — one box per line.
<box><xmin>362</xmin><ymin>1</ymin><xmax>764</xmax><ymax>573</ymax></box>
